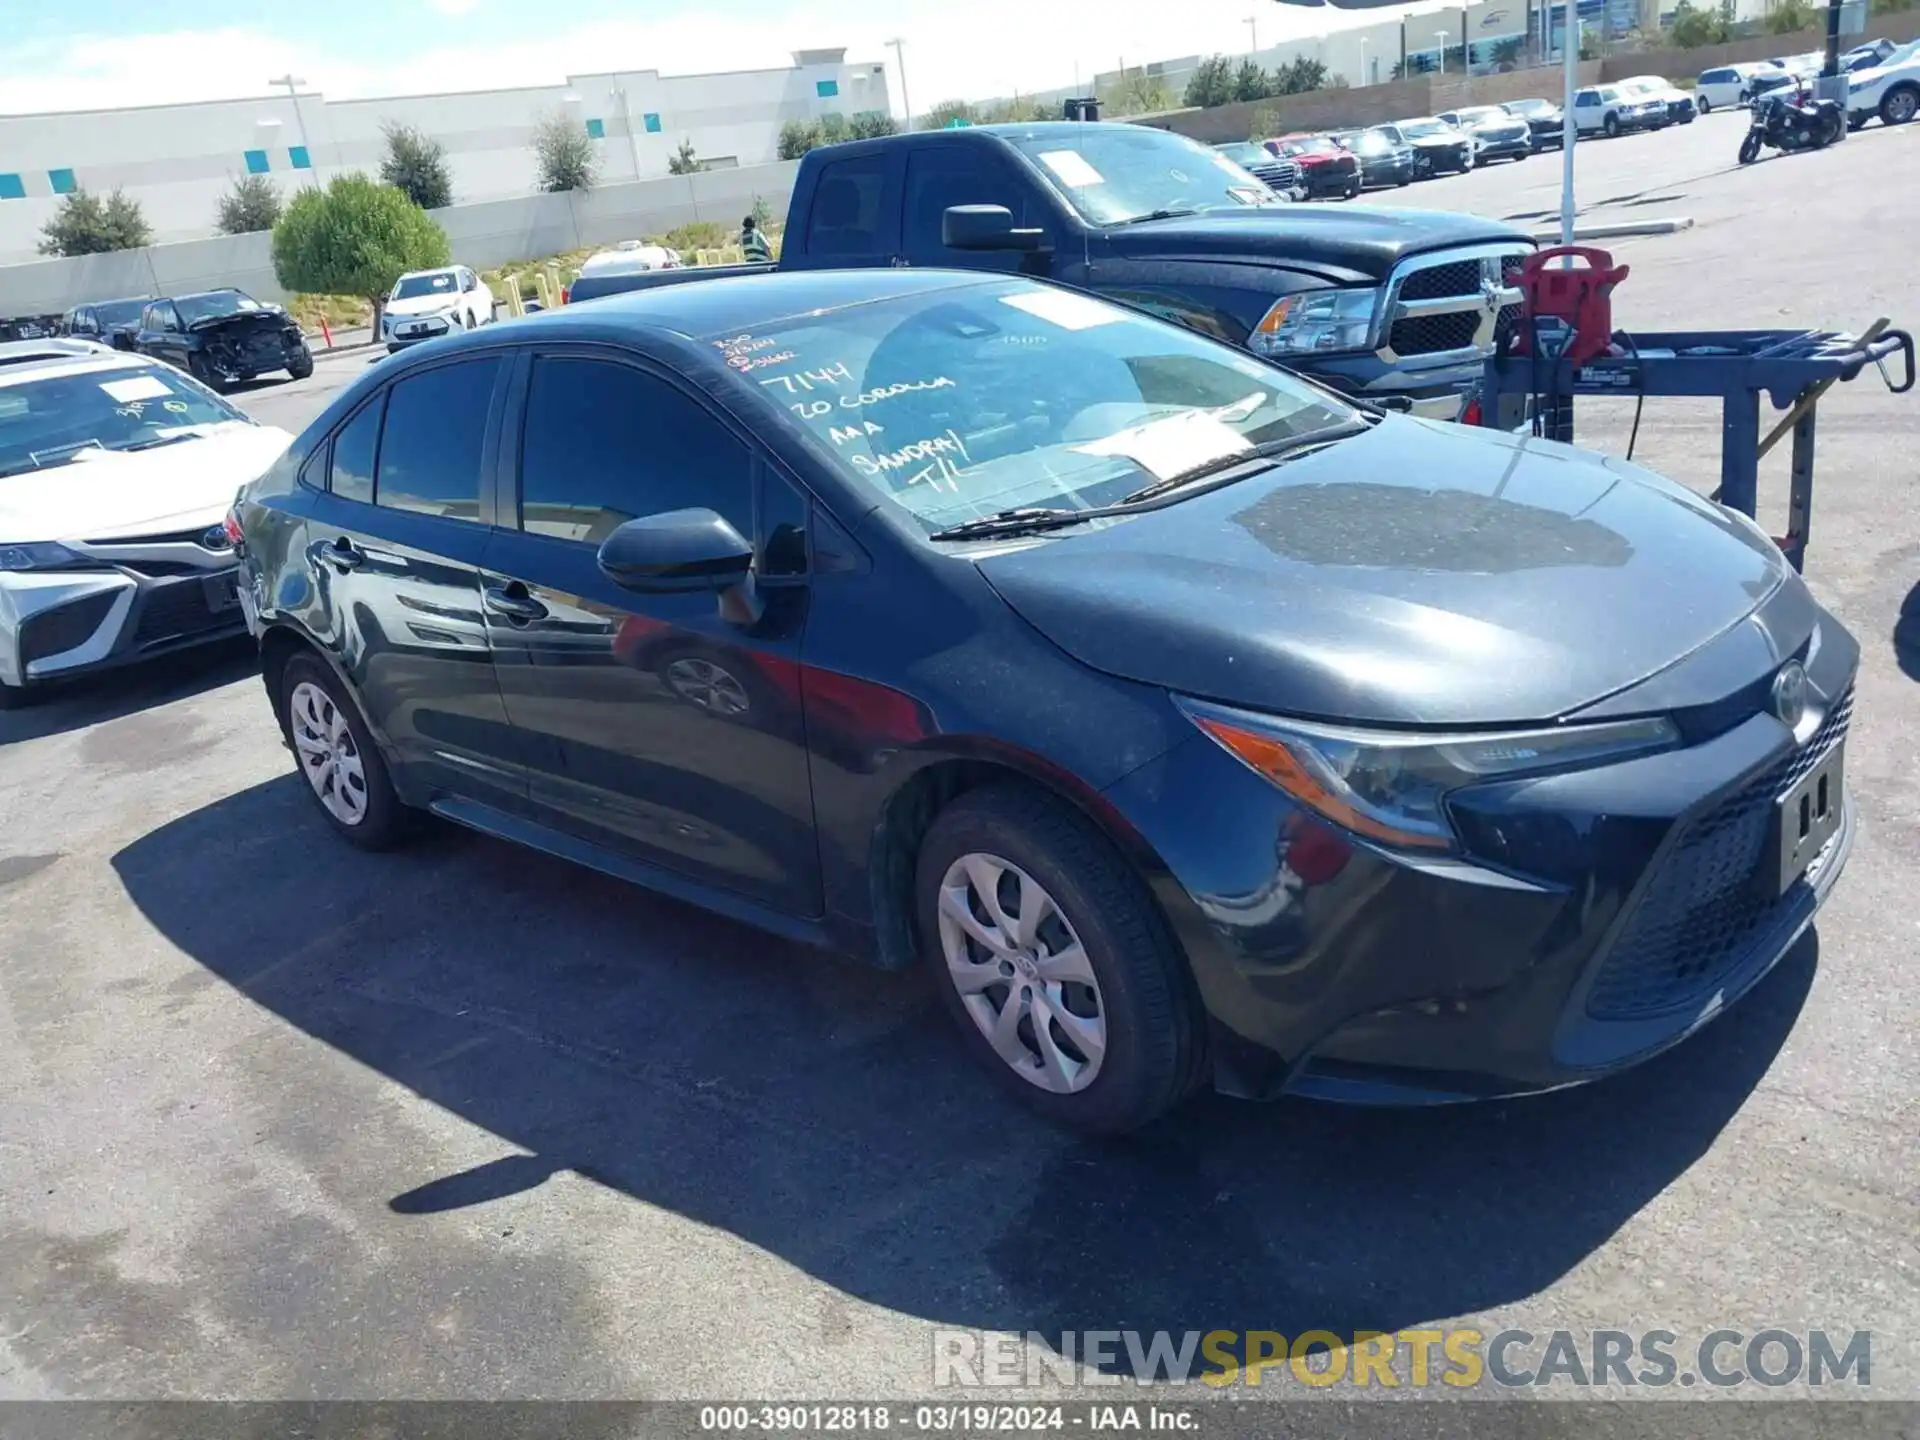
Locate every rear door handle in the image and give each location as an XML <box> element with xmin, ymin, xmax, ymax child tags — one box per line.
<box><xmin>323</xmin><ymin>537</ymin><xmax>363</xmax><ymax>571</ymax></box>
<box><xmin>483</xmin><ymin>584</ymin><xmax>548</xmax><ymax>622</ymax></box>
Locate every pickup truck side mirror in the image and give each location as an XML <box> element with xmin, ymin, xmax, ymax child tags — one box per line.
<box><xmin>943</xmin><ymin>205</ymin><xmax>1049</xmax><ymax>253</ymax></box>
<box><xmin>597</xmin><ymin>508</ymin><xmax>755</xmax><ymax>593</ymax></box>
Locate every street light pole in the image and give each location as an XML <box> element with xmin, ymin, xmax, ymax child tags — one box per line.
<box><xmin>1246</xmin><ymin>16</ymin><xmax>1259</xmax><ymax>53</ymax></box>
<box><xmin>887</xmin><ymin>38</ymin><xmax>913</xmax><ymax>131</ymax></box>
<box><xmin>1435</xmin><ymin>31</ymin><xmax>1449</xmax><ymax>72</ymax></box>
<box><xmin>1560</xmin><ymin>7</ymin><xmax>1579</xmax><ymax>250</ymax></box>
<box><xmin>268</xmin><ymin>74</ymin><xmax>315</xmax><ymax>178</ymax></box>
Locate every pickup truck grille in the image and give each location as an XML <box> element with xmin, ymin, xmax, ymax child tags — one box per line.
<box><xmin>1377</xmin><ymin>244</ymin><xmax>1531</xmax><ymax>363</ymax></box>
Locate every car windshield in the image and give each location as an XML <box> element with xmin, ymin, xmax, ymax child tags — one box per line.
<box><xmin>1005</xmin><ymin>127</ymin><xmax>1282</xmax><ymax>225</ymax></box>
<box><xmin>1213</xmin><ymin>142</ymin><xmax>1267</xmax><ymax>165</ymax></box>
<box><xmin>1354</xmin><ymin>131</ymin><xmax>1393</xmax><ymax>153</ymax></box>
<box><xmin>174</xmin><ymin>291</ymin><xmax>262</xmax><ymax>323</ymax></box>
<box><xmin>1399</xmin><ymin>119</ymin><xmax>1452</xmax><ymax>138</ymax></box>
<box><xmin>95</xmin><ymin>299</ymin><xmax>150</xmax><ymax>327</ymax></box>
<box><xmin>712</xmin><ymin>279</ymin><xmax>1357</xmax><ymax>536</ymax></box>
<box><xmin>0</xmin><ymin>364</ymin><xmax>247</xmax><ymax>479</ymax></box>
<box><xmin>1281</xmin><ymin>136</ymin><xmax>1340</xmax><ymax>154</ymax></box>
<box><xmin>1455</xmin><ymin>107</ymin><xmax>1506</xmax><ymax>125</ymax></box>
<box><xmin>393</xmin><ymin>272</ymin><xmax>457</xmax><ymax>299</ymax></box>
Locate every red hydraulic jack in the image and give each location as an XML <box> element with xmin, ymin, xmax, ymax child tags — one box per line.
<box><xmin>1480</xmin><ymin>246</ymin><xmax>1913</xmax><ymax>571</ymax></box>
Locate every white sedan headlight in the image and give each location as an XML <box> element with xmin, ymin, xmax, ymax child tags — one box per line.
<box><xmin>0</xmin><ymin>541</ymin><xmax>84</xmax><ymax>572</ymax></box>
<box><xmin>1249</xmin><ymin>288</ymin><xmax>1380</xmax><ymax>358</ymax></box>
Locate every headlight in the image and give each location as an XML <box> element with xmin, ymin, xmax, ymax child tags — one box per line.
<box><xmin>1177</xmin><ymin>696</ymin><xmax>1681</xmax><ymax>852</ymax></box>
<box><xmin>1250</xmin><ymin>287</ymin><xmax>1380</xmax><ymax>358</ymax></box>
<box><xmin>0</xmin><ymin>541</ymin><xmax>84</xmax><ymax>572</ymax></box>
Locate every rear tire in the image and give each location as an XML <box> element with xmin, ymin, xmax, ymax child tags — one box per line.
<box><xmin>915</xmin><ymin>784</ymin><xmax>1202</xmax><ymax>1135</ymax></box>
<box><xmin>276</xmin><ymin>652</ymin><xmax>411</xmax><ymax>851</ymax></box>
<box><xmin>1882</xmin><ymin>85</ymin><xmax>1918</xmax><ymax>125</ymax></box>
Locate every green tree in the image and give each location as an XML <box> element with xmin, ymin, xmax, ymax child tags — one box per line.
<box><xmin>1184</xmin><ymin>55</ymin><xmax>1237</xmax><ymax>108</ymax></box>
<box><xmin>1273</xmin><ymin>57</ymin><xmax>1330</xmax><ymax>94</ymax></box>
<box><xmin>530</xmin><ymin>111</ymin><xmax>597</xmax><ymax>192</ymax></box>
<box><xmin>1231</xmin><ymin>58</ymin><xmax>1274</xmax><ymax>102</ymax></box>
<box><xmin>37</xmin><ymin>187</ymin><xmax>151</xmax><ymax>257</ymax></box>
<box><xmin>214</xmin><ymin>174</ymin><xmax>283</xmax><ymax>235</ymax></box>
<box><xmin>848</xmin><ymin>109</ymin><xmax>899</xmax><ymax>138</ymax></box>
<box><xmin>379</xmin><ymin>122</ymin><xmax>452</xmax><ymax>210</ymax></box>
<box><xmin>777</xmin><ymin>119</ymin><xmax>819</xmax><ymax>159</ymax></box>
<box><xmin>1766</xmin><ymin>0</ymin><xmax>1815</xmax><ymax>32</ymax></box>
<box><xmin>816</xmin><ymin>112</ymin><xmax>852</xmax><ymax>145</ymax></box>
<box><xmin>1666</xmin><ymin>0</ymin><xmax>1732</xmax><ymax>45</ymax></box>
<box><xmin>668</xmin><ymin>138</ymin><xmax>700</xmax><ymax>175</ymax></box>
<box><xmin>921</xmin><ymin>98</ymin><xmax>980</xmax><ymax>129</ymax></box>
<box><xmin>1107</xmin><ymin>68</ymin><xmax>1174</xmax><ymax>116</ymax></box>
<box><xmin>271</xmin><ymin>172</ymin><xmax>450</xmax><ymax>326</ymax></box>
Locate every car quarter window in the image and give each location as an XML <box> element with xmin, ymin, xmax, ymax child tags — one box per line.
<box><xmin>373</xmin><ymin>357</ymin><xmax>501</xmax><ymax>519</ymax></box>
<box><xmin>517</xmin><ymin>356</ymin><xmax>753</xmax><ymax>544</ymax></box>
<box><xmin>805</xmin><ymin>154</ymin><xmax>889</xmax><ymax>257</ymax></box>
<box><xmin>903</xmin><ymin>148</ymin><xmax>1039</xmax><ymax>256</ymax></box>
<box><xmin>330</xmin><ymin>398</ymin><xmax>381</xmax><ymax>504</ymax></box>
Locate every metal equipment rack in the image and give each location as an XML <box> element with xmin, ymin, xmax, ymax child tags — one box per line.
<box><xmin>1478</xmin><ymin>325</ymin><xmax>1914</xmax><ymax>571</ymax></box>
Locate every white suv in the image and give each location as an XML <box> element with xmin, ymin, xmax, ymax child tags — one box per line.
<box><xmin>0</xmin><ymin>342</ymin><xmax>292</xmax><ymax>706</ymax></box>
<box><xmin>381</xmin><ymin>266</ymin><xmax>495</xmax><ymax>352</ymax></box>
<box><xmin>1694</xmin><ymin>62</ymin><xmax>1779</xmax><ymax>112</ymax></box>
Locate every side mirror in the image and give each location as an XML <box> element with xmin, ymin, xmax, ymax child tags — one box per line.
<box><xmin>943</xmin><ymin>205</ymin><xmax>1049</xmax><ymax>253</ymax></box>
<box><xmin>597</xmin><ymin>508</ymin><xmax>754</xmax><ymax>593</ymax></box>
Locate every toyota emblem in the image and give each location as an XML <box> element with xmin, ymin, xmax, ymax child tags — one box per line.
<box><xmin>1769</xmin><ymin>661</ymin><xmax>1808</xmax><ymax>729</ymax></box>
<box><xmin>202</xmin><ymin>524</ymin><xmax>234</xmax><ymax>552</ymax></box>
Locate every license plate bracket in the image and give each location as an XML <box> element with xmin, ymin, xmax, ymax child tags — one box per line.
<box><xmin>1763</xmin><ymin>742</ymin><xmax>1844</xmax><ymax>897</ymax></box>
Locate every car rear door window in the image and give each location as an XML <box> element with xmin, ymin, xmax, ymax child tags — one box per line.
<box><xmin>805</xmin><ymin>155</ymin><xmax>889</xmax><ymax>257</ymax></box>
<box><xmin>517</xmin><ymin>356</ymin><xmax>752</xmax><ymax>543</ymax></box>
<box><xmin>373</xmin><ymin>357</ymin><xmax>501</xmax><ymax>520</ymax></box>
<box><xmin>329</xmin><ymin>398</ymin><xmax>382</xmax><ymax>504</ymax></box>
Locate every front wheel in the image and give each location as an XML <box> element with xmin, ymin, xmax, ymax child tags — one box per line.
<box><xmin>187</xmin><ymin>352</ymin><xmax>230</xmax><ymax>393</ymax></box>
<box><xmin>1698</xmin><ymin>95</ymin><xmax>1712</xmax><ymax>114</ymax></box>
<box><xmin>286</xmin><ymin>348</ymin><xmax>314</xmax><ymax>380</ymax></box>
<box><xmin>916</xmin><ymin>785</ymin><xmax>1202</xmax><ymax>1134</ymax></box>
<box><xmin>1738</xmin><ymin>131</ymin><xmax>1763</xmax><ymax>164</ymax></box>
<box><xmin>1603</xmin><ymin>113</ymin><xmax>1621</xmax><ymax>138</ymax></box>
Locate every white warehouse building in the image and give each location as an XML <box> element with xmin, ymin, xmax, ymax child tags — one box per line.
<box><xmin>0</xmin><ymin>49</ymin><xmax>890</xmax><ymax>263</ymax></box>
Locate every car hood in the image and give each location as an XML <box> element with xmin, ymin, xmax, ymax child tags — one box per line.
<box><xmin>1404</xmin><ymin>132</ymin><xmax>1470</xmax><ymax>148</ymax></box>
<box><xmin>386</xmin><ymin>293</ymin><xmax>464</xmax><ymax>318</ymax></box>
<box><xmin>0</xmin><ymin>423</ymin><xmax>293</xmax><ymax>542</ymax></box>
<box><xmin>186</xmin><ymin>307</ymin><xmax>297</xmax><ymax>334</ymax></box>
<box><xmin>974</xmin><ymin>418</ymin><xmax>1789</xmax><ymax>726</ymax></box>
<box><xmin>1100</xmin><ymin>205</ymin><xmax>1525</xmax><ymax>281</ymax></box>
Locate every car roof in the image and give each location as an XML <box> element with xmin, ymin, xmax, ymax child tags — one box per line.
<box><xmin>171</xmin><ymin>288</ymin><xmax>248</xmax><ymax>302</ymax></box>
<box><xmin>0</xmin><ymin>341</ymin><xmax>154</xmax><ymax>388</ymax></box>
<box><xmin>399</xmin><ymin>265</ymin><xmax>459</xmax><ymax>277</ymax></box>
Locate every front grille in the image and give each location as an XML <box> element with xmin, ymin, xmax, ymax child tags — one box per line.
<box><xmin>1585</xmin><ymin>685</ymin><xmax>1854</xmax><ymax>1021</ymax></box>
<box><xmin>1398</xmin><ymin>261</ymin><xmax>1482</xmax><ymax>302</ymax></box>
<box><xmin>1389</xmin><ymin>311</ymin><xmax>1482</xmax><ymax>355</ymax></box>
<box><xmin>20</xmin><ymin>591</ymin><xmax>119</xmax><ymax>665</ymax></box>
<box><xmin>132</xmin><ymin>576</ymin><xmax>237</xmax><ymax>646</ymax></box>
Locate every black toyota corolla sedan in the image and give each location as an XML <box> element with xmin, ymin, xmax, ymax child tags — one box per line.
<box><xmin>231</xmin><ymin>269</ymin><xmax>1855</xmax><ymax>1134</ymax></box>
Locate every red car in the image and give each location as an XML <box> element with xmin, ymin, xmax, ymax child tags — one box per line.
<box><xmin>1264</xmin><ymin>133</ymin><xmax>1362</xmax><ymax>201</ymax></box>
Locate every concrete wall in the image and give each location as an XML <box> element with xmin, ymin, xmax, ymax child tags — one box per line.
<box><xmin>0</xmin><ymin>159</ymin><xmax>802</xmax><ymax>320</ymax></box>
<box><xmin>0</xmin><ymin>53</ymin><xmax>884</xmax><ymax>264</ymax></box>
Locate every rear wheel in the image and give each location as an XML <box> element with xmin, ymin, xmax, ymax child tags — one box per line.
<box><xmin>916</xmin><ymin>784</ymin><xmax>1202</xmax><ymax>1134</ymax></box>
<box><xmin>1883</xmin><ymin>85</ymin><xmax>1919</xmax><ymax>125</ymax></box>
<box><xmin>277</xmin><ymin>653</ymin><xmax>410</xmax><ymax>850</ymax></box>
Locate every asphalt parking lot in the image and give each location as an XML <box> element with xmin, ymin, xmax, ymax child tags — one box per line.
<box><xmin>3</xmin><ymin>106</ymin><xmax>1918</xmax><ymax>1406</ymax></box>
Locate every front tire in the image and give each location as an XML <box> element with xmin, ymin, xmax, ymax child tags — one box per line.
<box><xmin>1698</xmin><ymin>95</ymin><xmax>1712</xmax><ymax>114</ymax></box>
<box><xmin>187</xmin><ymin>352</ymin><xmax>229</xmax><ymax>393</ymax></box>
<box><xmin>277</xmin><ymin>653</ymin><xmax>411</xmax><ymax>850</ymax></box>
<box><xmin>287</xmin><ymin>348</ymin><xmax>314</xmax><ymax>380</ymax></box>
<box><xmin>916</xmin><ymin>784</ymin><xmax>1201</xmax><ymax>1134</ymax></box>
<box><xmin>1603</xmin><ymin>113</ymin><xmax>1621</xmax><ymax>138</ymax></box>
<box><xmin>1738</xmin><ymin>131</ymin><xmax>1763</xmax><ymax>164</ymax></box>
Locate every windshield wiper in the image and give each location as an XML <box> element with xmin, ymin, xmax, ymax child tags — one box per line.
<box><xmin>1111</xmin><ymin>207</ymin><xmax>1202</xmax><ymax>226</ymax></box>
<box><xmin>1115</xmin><ymin>420</ymin><xmax>1374</xmax><ymax>507</ymax></box>
<box><xmin>119</xmin><ymin>431</ymin><xmax>211</xmax><ymax>452</ymax></box>
<box><xmin>927</xmin><ymin>507</ymin><xmax>1100</xmax><ymax>542</ymax></box>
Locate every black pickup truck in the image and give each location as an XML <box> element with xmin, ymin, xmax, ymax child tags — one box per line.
<box><xmin>569</xmin><ymin>122</ymin><xmax>1534</xmax><ymax>420</ymax></box>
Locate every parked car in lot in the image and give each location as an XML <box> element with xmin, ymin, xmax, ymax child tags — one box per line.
<box><xmin>1694</xmin><ymin>62</ymin><xmax>1781</xmax><ymax>111</ymax></box>
<box><xmin>1617</xmin><ymin>75</ymin><xmax>1698</xmax><ymax>126</ymax></box>
<box><xmin>61</xmin><ymin>296</ymin><xmax>154</xmax><ymax>351</ymax></box>
<box><xmin>0</xmin><ymin>339</ymin><xmax>292</xmax><ymax>707</ymax></box>
<box><xmin>1501</xmin><ymin>96</ymin><xmax>1567</xmax><ymax>149</ymax></box>
<box><xmin>1264</xmin><ymin>132</ymin><xmax>1362</xmax><ymax>198</ymax></box>
<box><xmin>1846</xmin><ymin>40</ymin><xmax>1920</xmax><ymax>128</ymax></box>
<box><xmin>1387</xmin><ymin>117</ymin><xmax>1476</xmax><ymax>175</ymax></box>
<box><xmin>1747</xmin><ymin>68</ymin><xmax>1813</xmax><ymax>108</ymax></box>
<box><xmin>381</xmin><ymin>266</ymin><xmax>496</xmax><ymax>352</ymax></box>
<box><xmin>1436</xmin><ymin>104</ymin><xmax>1535</xmax><ymax>162</ymax></box>
<box><xmin>563</xmin><ymin>122</ymin><xmax>1533</xmax><ymax>423</ymax></box>
<box><xmin>1330</xmin><ymin>127</ymin><xmax>1417</xmax><ymax>187</ymax></box>
<box><xmin>1572</xmin><ymin>84</ymin><xmax>1669</xmax><ymax>137</ymax></box>
<box><xmin>234</xmin><ymin>268</ymin><xmax>1858</xmax><ymax>1132</ymax></box>
<box><xmin>133</xmin><ymin>289</ymin><xmax>313</xmax><ymax>391</ymax></box>
<box><xmin>1211</xmin><ymin>141</ymin><xmax>1304</xmax><ymax>199</ymax></box>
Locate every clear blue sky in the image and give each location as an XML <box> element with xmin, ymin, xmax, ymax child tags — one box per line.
<box><xmin>3</xmin><ymin>0</ymin><xmax>1444</xmax><ymax>116</ymax></box>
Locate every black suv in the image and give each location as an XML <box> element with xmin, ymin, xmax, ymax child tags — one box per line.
<box><xmin>62</xmin><ymin>296</ymin><xmax>154</xmax><ymax>350</ymax></box>
<box><xmin>134</xmin><ymin>288</ymin><xmax>313</xmax><ymax>390</ymax></box>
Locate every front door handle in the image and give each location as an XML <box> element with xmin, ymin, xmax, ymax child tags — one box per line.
<box><xmin>483</xmin><ymin>583</ymin><xmax>548</xmax><ymax>623</ymax></box>
<box><xmin>323</xmin><ymin>537</ymin><xmax>363</xmax><ymax>572</ymax></box>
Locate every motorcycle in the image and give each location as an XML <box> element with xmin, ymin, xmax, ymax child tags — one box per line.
<box><xmin>1739</xmin><ymin>91</ymin><xmax>1844</xmax><ymax>163</ymax></box>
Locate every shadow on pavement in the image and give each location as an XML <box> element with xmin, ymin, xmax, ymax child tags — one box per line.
<box><xmin>113</xmin><ymin>774</ymin><xmax>1815</xmax><ymax>1372</ymax></box>
<box><xmin>0</xmin><ymin>638</ymin><xmax>257</xmax><ymax>746</ymax></box>
<box><xmin>1895</xmin><ymin>578</ymin><xmax>1920</xmax><ymax>681</ymax></box>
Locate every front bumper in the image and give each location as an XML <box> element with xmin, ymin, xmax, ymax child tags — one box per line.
<box><xmin>1473</xmin><ymin>133</ymin><xmax>1533</xmax><ymax>160</ymax></box>
<box><xmin>0</xmin><ymin>561</ymin><xmax>246</xmax><ymax>691</ymax></box>
<box><xmin>1526</xmin><ymin>122</ymin><xmax>1567</xmax><ymax>148</ymax></box>
<box><xmin>1101</xmin><ymin>605</ymin><xmax>1859</xmax><ymax>1105</ymax></box>
<box><xmin>1296</xmin><ymin>163</ymin><xmax>1360</xmax><ymax>198</ymax></box>
<box><xmin>385</xmin><ymin>312</ymin><xmax>458</xmax><ymax>349</ymax></box>
<box><xmin>1415</xmin><ymin>143</ymin><xmax>1473</xmax><ymax>172</ymax></box>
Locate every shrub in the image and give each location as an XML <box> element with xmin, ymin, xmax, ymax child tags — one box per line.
<box><xmin>380</xmin><ymin>123</ymin><xmax>453</xmax><ymax>210</ymax></box>
<box><xmin>37</xmin><ymin>188</ymin><xmax>151</xmax><ymax>256</ymax></box>
<box><xmin>531</xmin><ymin>111</ymin><xmax>597</xmax><ymax>192</ymax></box>
<box><xmin>668</xmin><ymin>138</ymin><xmax>700</xmax><ymax>175</ymax></box>
<box><xmin>214</xmin><ymin>175</ymin><xmax>283</xmax><ymax>236</ymax></box>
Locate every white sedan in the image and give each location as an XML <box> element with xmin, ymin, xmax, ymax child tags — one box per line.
<box><xmin>1846</xmin><ymin>40</ymin><xmax>1920</xmax><ymax>128</ymax></box>
<box><xmin>0</xmin><ymin>339</ymin><xmax>292</xmax><ymax>707</ymax></box>
<box><xmin>381</xmin><ymin>265</ymin><xmax>495</xmax><ymax>352</ymax></box>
